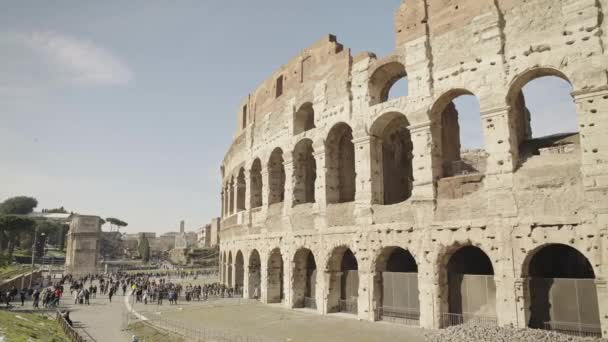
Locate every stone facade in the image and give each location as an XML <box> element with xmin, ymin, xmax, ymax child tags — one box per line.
<box><xmin>65</xmin><ymin>215</ymin><xmax>101</xmax><ymax>275</ymax></box>
<box><xmin>218</xmin><ymin>0</ymin><xmax>608</xmax><ymax>337</ymax></box>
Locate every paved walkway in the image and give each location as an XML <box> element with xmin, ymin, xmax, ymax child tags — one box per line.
<box><xmin>133</xmin><ymin>299</ymin><xmax>429</xmax><ymax>342</ymax></box>
<box><xmin>61</xmin><ymin>284</ymin><xmax>133</xmax><ymax>342</ymax></box>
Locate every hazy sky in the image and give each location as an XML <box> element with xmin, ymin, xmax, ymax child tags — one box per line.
<box><xmin>0</xmin><ymin>1</ymin><xmax>577</xmax><ymax>234</ymax></box>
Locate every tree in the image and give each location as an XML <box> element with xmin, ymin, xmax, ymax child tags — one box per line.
<box><xmin>0</xmin><ymin>196</ymin><xmax>38</xmax><ymax>215</ymax></box>
<box><xmin>42</xmin><ymin>206</ymin><xmax>68</xmax><ymax>214</ymax></box>
<box><xmin>105</xmin><ymin>217</ymin><xmax>128</xmax><ymax>232</ymax></box>
<box><xmin>138</xmin><ymin>233</ymin><xmax>150</xmax><ymax>263</ymax></box>
<box><xmin>0</xmin><ymin>215</ymin><xmax>36</xmax><ymax>260</ymax></box>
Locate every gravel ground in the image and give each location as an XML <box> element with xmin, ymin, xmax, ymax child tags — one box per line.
<box><xmin>426</xmin><ymin>324</ymin><xmax>607</xmax><ymax>342</ymax></box>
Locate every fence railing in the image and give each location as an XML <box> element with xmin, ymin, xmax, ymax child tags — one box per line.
<box><xmin>303</xmin><ymin>297</ymin><xmax>316</xmax><ymax>310</ymax></box>
<box><xmin>377</xmin><ymin>306</ymin><xmax>420</xmax><ymax>326</ymax></box>
<box><xmin>129</xmin><ymin>313</ymin><xmax>274</xmax><ymax>342</ymax></box>
<box><xmin>55</xmin><ymin>310</ymin><xmax>96</xmax><ymax>342</ymax></box>
<box><xmin>440</xmin><ymin>312</ymin><xmax>497</xmax><ymax>328</ymax></box>
<box><xmin>338</xmin><ymin>299</ymin><xmax>357</xmax><ymax>314</ymax></box>
<box><xmin>542</xmin><ymin>321</ymin><xmax>602</xmax><ymax>338</ymax></box>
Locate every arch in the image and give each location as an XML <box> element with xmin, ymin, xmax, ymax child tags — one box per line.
<box><xmin>268</xmin><ymin>148</ymin><xmax>286</xmax><ymax>205</ymax></box>
<box><xmin>248</xmin><ymin>249</ymin><xmax>261</xmax><ymax>300</ymax></box>
<box><xmin>227</xmin><ymin>251</ymin><xmax>233</xmax><ymax>288</ymax></box>
<box><xmin>292</xmin><ymin>139</ymin><xmax>316</xmax><ymax>205</ymax></box>
<box><xmin>292</xmin><ymin>248</ymin><xmax>317</xmax><ymax>309</ymax></box>
<box><xmin>326</xmin><ymin>246</ymin><xmax>359</xmax><ymax>314</ymax></box>
<box><xmin>370</xmin><ymin>112</ymin><xmax>413</xmax><ymax>205</ymax></box>
<box><xmin>506</xmin><ymin>68</ymin><xmax>578</xmax><ymax>167</ymax></box>
<box><xmin>235</xmin><ymin>250</ymin><xmax>244</xmax><ymax>295</ymax></box>
<box><xmin>429</xmin><ymin>89</ymin><xmax>484</xmax><ymax>178</ymax></box>
<box><xmin>267</xmin><ymin>248</ymin><xmax>284</xmax><ymax>303</ymax></box>
<box><xmin>369</xmin><ymin>61</ymin><xmax>407</xmax><ymax>105</ymax></box>
<box><xmin>236</xmin><ymin>168</ymin><xmax>246</xmax><ymax>212</ymax></box>
<box><xmin>249</xmin><ymin>158</ymin><xmax>263</xmax><ymax>208</ymax></box>
<box><xmin>440</xmin><ymin>245</ymin><xmax>496</xmax><ymax>327</ymax></box>
<box><xmin>524</xmin><ymin>244</ymin><xmax>600</xmax><ymax>335</ymax></box>
<box><xmin>294</xmin><ymin>102</ymin><xmax>315</xmax><ymax>135</ymax></box>
<box><xmin>373</xmin><ymin>247</ymin><xmax>419</xmax><ymax>324</ymax></box>
<box><xmin>325</xmin><ymin>123</ymin><xmax>356</xmax><ymax>204</ymax></box>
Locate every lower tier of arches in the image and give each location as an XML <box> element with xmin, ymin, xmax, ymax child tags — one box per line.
<box><xmin>218</xmin><ymin>226</ymin><xmax>608</xmax><ymax>338</ymax></box>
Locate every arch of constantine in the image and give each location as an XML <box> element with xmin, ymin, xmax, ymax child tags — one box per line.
<box><xmin>218</xmin><ymin>0</ymin><xmax>608</xmax><ymax>337</ymax></box>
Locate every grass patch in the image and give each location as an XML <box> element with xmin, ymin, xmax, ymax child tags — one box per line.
<box><xmin>128</xmin><ymin>321</ymin><xmax>184</xmax><ymax>342</ymax></box>
<box><xmin>0</xmin><ymin>310</ymin><xmax>69</xmax><ymax>342</ymax></box>
<box><xmin>0</xmin><ymin>265</ymin><xmax>33</xmax><ymax>280</ymax></box>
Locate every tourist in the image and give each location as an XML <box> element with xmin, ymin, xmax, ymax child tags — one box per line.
<box><xmin>32</xmin><ymin>289</ymin><xmax>40</xmax><ymax>309</ymax></box>
<box><xmin>19</xmin><ymin>288</ymin><xmax>26</xmax><ymax>306</ymax></box>
<box><xmin>108</xmin><ymin>287</ymin><xmax>114</xmax><ymax>302</ymax></box>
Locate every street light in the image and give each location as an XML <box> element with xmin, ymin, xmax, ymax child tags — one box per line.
<box><xmin>29</xmin><ymin>230</ymin><xmax>45</xmax><ymax>288</ymax></box>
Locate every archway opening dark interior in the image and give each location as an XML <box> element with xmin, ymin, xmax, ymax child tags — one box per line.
<box><xmin>374</xmin><ymin>114</ymin><xmax>413</xmax><ymax>205</ymax></box>
<box><xmin>268</xmin><ymin>149</ymin><xmax>286</xmax><ymax>205</ymax></box>
<box><xmin>248</xmin><ymin>250</ymin><xmax>261</xmax><ymax>300</ymax></box>
<box><xmin>340</xmin><ymin>249</ymin><xmax>359</xmax><ymax>313</ymax></box>
<box><xmin>292</xmin><ymin>249</ymin><xmax>317</xmax><ymax>309</ymax></box>
<box><xmin>235</xmin><ymin>251</ymin><xmax>244</xmax><ymax>294</ymax></box>
<box><xmin>326</xmin><ymin>123</ymin><xmax>356</xmax><ymax>204</ymax></box>
<box><xmin>292</xmin><ymin>140</ymin><xmax>316</xmax><ymax>206</ymax></box>
<box><xmin>250</xmin><ymin>159</ymin><xmax>263</xmax><ymax>208</ymax></box>
<box><xmin>267</xmin><ymin>249</ymin><xmax>284</xmax><ymax>303</ymax></box>
<box><xmin>527</xmin><ymin>244</ymin><xmax>600</xmax><ymax>336</ymax></box>
<box><xmin>444</xmin><ymin>246</ymin><xmax>496</xmax><ymax>327</ymax></box>
<box><xmin>376</xmin><ymin>247</ymin><xmax>420</xmax><ymax>324</ymax></box>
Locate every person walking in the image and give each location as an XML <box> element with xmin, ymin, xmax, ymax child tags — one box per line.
<box><xmin>108</xmin><ymin>287</ymin><xmax>114</xmax><ymax>302</ymax></box>
<box><xmin>19</xmin><ymin>288</ymin><xmax>26</xmax><ymax>306</ymax></box>
<box><xmin>32</xmin><ymin>289</ymin><xmax>40</xmax><ymax>309</ymax></box>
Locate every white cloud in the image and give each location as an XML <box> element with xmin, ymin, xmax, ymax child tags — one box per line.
<box><xmin>1</xmin><ymin>31</ymin><xmax>133</xmax><ymax>86</ymax></box>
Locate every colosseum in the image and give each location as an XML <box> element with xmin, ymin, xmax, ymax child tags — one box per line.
<box><xmin>218</xmin><ymin>0</ymin><xmax>608</xmax><ymax>337</ymax></box>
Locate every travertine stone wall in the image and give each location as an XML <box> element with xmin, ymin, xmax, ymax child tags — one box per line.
<box><xmin>65</xmin><ymin>215</ymin><xmax>101</xmax><ymax>276</ymax></box>
<box><xmin>218</xmin><ymin>0</ymin><xmax>608</xmax><ymax>337</ymax></box>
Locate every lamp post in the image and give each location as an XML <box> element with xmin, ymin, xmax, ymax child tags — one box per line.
<box><xmin>29</xmin><ymin>230</ymin><xmax>45</xmax><ymax>288</ymax></box>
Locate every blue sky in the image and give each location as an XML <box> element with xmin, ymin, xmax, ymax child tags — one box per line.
<box><xmin>0</xmin><ymin>1</ymin><xmax>577</xmax><ymax>234</ymax></box>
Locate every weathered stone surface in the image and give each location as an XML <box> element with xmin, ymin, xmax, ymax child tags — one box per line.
<box><xmin>217</xmin><ymin>0</ymin><xmax>608</xmax><ymax>338</ymax></box>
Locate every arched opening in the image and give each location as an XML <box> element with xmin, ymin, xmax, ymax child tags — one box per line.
<box><xmin>431</xmin><ymin>90</ymin><xmax>484</xmax><ymax>178</ymax></box>
<box><xmin>374</xmin><ymin>247</ymin><xmax>419</xmax><ymax>325</ymax></box>
<box><xmin>249</xmin><ymin>159</ymin><xmax>263</xmax><ymax>208</ymax></box>
<box><xmin>526</xmin><ymin>244</ymin><xmax>600</xmax><ymax>336</ymax></box>
<box><xmin>248</xmin><ymin>249</ymin><xmax>261</xmax><ymax>300</ymax></box>
<box><xmin>294</xmin><ymin>102</ymin><xmax>315</xmax><ymax>135</ymax></box>
<box><xmin>267</xmin><ymin>248</ymin><xmax>284</xmax><ymax>303</ymax></box>
<box><xmin>325</xmin><ymin>123</ymin><xmax>356</xmax><ymax>204</ymax></box>
<box><xmin>292</xmin><ymin>248</ymin><xmax>317</xmax><ymax>309</ymax></box>
<box><xmin>507</xmin><ymin>71</ymin><xmax>578</xmax><ymax>167</ymax></box>
<box><xmin>370</xmin><ymin>112</ymin><xmax>413</xmax><ymax>205</ymax></box>
<box><xmin>442</xmin><ymin>246</ymin><xmax>496</xmax><ymax>327</ymax></box>
<box><xmin>236</xmin><ymin>168</ymin><xmax>246</xmax><ymax>212</ymax></box>
<box><xmin>227</xmin><ymin>251</ymin><xmax>233</xmax><ymax>288</ymax></box>
<box><xmin>326</xmin><ymin>247</ymin><xmax>358</xmax><ymax>314</ymax></box>
<box><xmin>292</xmin><ymin>139</ymin><xmax>316</xmax><ymax>206</ymax></box>
<box><xmin>369</xmin><ymin>61</ymin><xmax>407</xmax><ymax>105</ymax></box>
<box><xmin>268</xmin><ymin>148</ymin><xmax>286</xmax><ymax>205</ymax></box>
<box><xmin>235</xmin><ymin>251</ymin><xmax>244</xmax><ymax>296</ymax></box>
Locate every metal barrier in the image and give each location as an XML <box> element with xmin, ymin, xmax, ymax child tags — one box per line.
<box><xmin>55</xmin><ymin>310</ymin><xmax>96</xmax><ymax>342</ymax></box>
<box><xmin>303</xmin><ymin>297</ymin><xmax>316</xmax><ymax>310</ymax></box>
<box><xmin>378</xmin><ymin>306</ymin><xmax>420</xmax><ymax>326</ymax></box>
<box><xmin>338</xmin><ymin>299</ymin><xmax>357</xmax><ymax>314</ymax></box>
<box><xmin>440</xmin><ymin>312</ymin><xmax>497</xmax><ymax>328</ymax></box>
<box><xmin>543</xmin><ymin>321</ymin><xmax>602</xmax><ymax>338</ymax></box>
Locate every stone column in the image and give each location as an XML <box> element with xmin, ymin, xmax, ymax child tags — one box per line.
<box><xmin>243</xmin><ymin>256</ymin><xmax>250</xmax><ymax>299</ymax></box>
<box><xmin>352</xmin><ymin>133</ymin><xmax>379</xmax><ymax>224</ymax></box>
<box><xmin>220</xmin><ymin>190</ymin><xmax>225</xmax><ymax>218</ymax></box>
<box><xmin>409</xmin><ymin>121</ymin><xmax>436</xmax><ymax>200</ymax></box>
<box><xmin>260</xmin><ymin>252</ymin><xmax>269</xmax><ymax>303</ymax></box>
<box><xmin>418</xmin><ymin>266</ymin><xmax>440</xmax><ymax>329</ymax></box>
<box><xmin>513</xmin><ymin>278</ymin><xmax>528</xmax><ymax>329</ymax></box>
<box><xmin>595</xmin><ymin>279</ymin><xmax>608</xmax><ymax>338</ymax></box>
<box><xmin>232</xmin><ymin>182</ymin><xmax>239</xmax><ymax>216</ymax></box>
<box><xmin>358</xmin><ymin>269</ymin><xmax>374</xmax><ymax>321</ymax></box>
<box><xmin>261</xmin><ymin>167</ymin><xmax>270</xmax><ymax>208</ymax></box>
<box><xmin>283</xmin><ymin>156</ymin><xmax>294</xmax><ymax>216</ymax></box>
<box><xmin>481</xmin><ymin>106</ymin><xmax>518</xmax><ymax>217</ymax></box>
<box><xmin>244</xmin><ymin>168</ymin><xmax>251</xmax><ymax>212</ymax></box>
<box><xmin>575</xmin><ymin>89</ymin><xmax>608</xmax><ymax>192</ymax></box>
<box><xmin>313</xmin><ymin>145</ymin><xmax>327</xmax><ymax>212</ymax></box>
